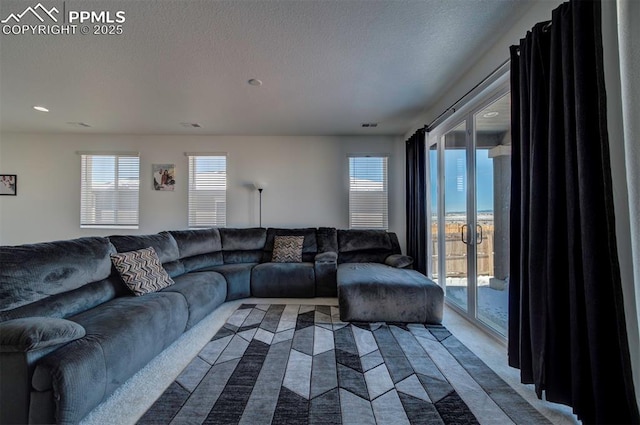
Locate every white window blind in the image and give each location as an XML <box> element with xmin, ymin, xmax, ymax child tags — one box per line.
<box><xmin>349</xmin><ymin>155</ymin><xmax>389</xmax><ymax>229</ymax></box>
<box><xmin>188</xmin><ymin>154</ymin><xmax>227</xmax><ymax>227</ymax></box>
<box><xmin>80</xmin><ymin>153</ymin><xmax>140</xmax><ymax>228</ymax></box>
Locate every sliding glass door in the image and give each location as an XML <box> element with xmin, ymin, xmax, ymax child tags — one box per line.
<box><xmin>443</xmin><ymin>122</ymin><xmax>468</xmax><ymax>311</ymax></box>
<box><xmin>428</xmin><ymin>82</ymin><xmax>510</xmax><ymax>337</ymax></box>
<box><xmin>474</xmin><ymin>94</ymin><xmax>511</xmax><ymax>334</ymax></box>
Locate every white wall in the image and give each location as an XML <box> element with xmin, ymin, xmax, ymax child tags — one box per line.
<box><xmin>0</xmin><ymin>133</ymin><xmax>406</xmax><ymax>249</ymax></box>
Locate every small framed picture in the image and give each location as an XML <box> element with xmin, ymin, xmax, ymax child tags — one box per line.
<box><xmin>153</xmin><ymin>164</ymin><xmax>175</xmax><ymax>191</ymax></box>
<box><xmin>0</xmin><ymin>174</ymin><xmax>17</xmax><ymax>196</ymax></box>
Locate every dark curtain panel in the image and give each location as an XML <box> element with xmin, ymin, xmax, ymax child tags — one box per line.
<box><xmin>406</xmin><ymin>128</ymin><xmax>427</xmax><ymax>274</ymax></box>
<box><xmin>508</xmin><ymin>1</ymin><xmax>639</xmax><ymax>423</ymax></box>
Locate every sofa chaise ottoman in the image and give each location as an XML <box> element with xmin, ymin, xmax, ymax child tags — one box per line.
<box><xmin>338</xmin><ymin>263</ymin><xmax>444</xmax><ymax>323</ymax></box>
<box><xmin>335</xmin><ymin>229</ymin><xmax>444</xmax><ymax>323</ymax></box>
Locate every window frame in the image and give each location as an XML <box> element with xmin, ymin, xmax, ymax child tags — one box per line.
<box><xmin>186</xmin><ymin>153</ymin><xmax>228</xmax><ymax>228</ymax></box>
<box><xmin>348</xmin><ymin>154</ymin><xmax>390</xmax><ymax>230</ymax></box>
<box><xmin>79</xmin><ymin>151</ymin><xmax>140</xmax><ymax>229</ymax></box>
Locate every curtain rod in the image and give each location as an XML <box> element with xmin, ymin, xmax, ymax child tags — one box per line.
<box><xmin>512</xmin><ymin>19</ymin><xmax>552</xmax><ymax>54</ymax></box>
<box><xmin>424</xmin><ymin>57</ymin><xmax>510</xmax><ymax>132</ymax></box>
<box><xmin>423</xmin><ymin>18</ymin><xmax>552</xmax><ymax>132</ymax></box>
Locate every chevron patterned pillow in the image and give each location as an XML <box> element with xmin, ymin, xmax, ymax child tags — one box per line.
<box><xmin>271</xmin><ymin>235</ymin><xmax>304</xmax><ymax>263</ymax></box>
<box><xmin>111</xmin><ymin>247</ymin><xmax>175</xmax><ymax>296</ymax></box>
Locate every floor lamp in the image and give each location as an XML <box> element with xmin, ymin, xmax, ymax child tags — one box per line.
<box><xmin>254</xmin><ymin>183</ymin><xmax>265</xmax><ymax>228</ymax></box>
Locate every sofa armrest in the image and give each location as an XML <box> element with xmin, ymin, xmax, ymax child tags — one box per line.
<box><xmin>0</xmin><ymin>318</ymin><xmax>85</xmax><ymax>424</ymax></box>
<box><xmin>385</xmin><ymin>254</ymin><xmax>414</xmax><ymax>269</ymax></box>
<box><xmin>315</xmin><ymin>251</ymin><xmax>338</xmax><ymax>263</ymax></box>
<box><xmin>0</xmin><ymin>317</ymin><xmax>86</xmax><ymax>353</ymax></box>
<box><xmin>314</xmin><ymin>252</ymin><xmax>338</xmax><ymax>296</ymax></box>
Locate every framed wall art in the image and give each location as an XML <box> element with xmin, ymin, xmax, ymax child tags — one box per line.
<box><xmin>153</xmin><ymin>164</ymin><xmax>175</xmax><ymax>191</ymax></box>
<box><xmin>0</xmin><ymin>174</ymin><xmax>17</xmax><ymax>196</ymax></box>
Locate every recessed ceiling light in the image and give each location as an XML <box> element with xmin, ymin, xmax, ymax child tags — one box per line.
<box><xmin>180</xmin><ymin>122</ymin><xmax>201</xmax><ymax>128</ymax></box>
<box><xmin>482</xmin><ymin>111</ymin><xmax>499</xmax><ymax>118</ymax></box>
<box><xmin>67</xmin><ymin>122</ymin><xmax>91</xmax><ymax>128</ymax></box>
<box><xmin>33</xmin><ymin>105</ymin><xmax>49</xmax><ymax>112</ymax></box>
<box><xmin>248</xmin><ymin>79</ymin><xmax>262</xmax><ymax>86</ymax></box>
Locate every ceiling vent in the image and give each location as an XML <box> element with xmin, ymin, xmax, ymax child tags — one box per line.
<box><xmin>180</xmin><ymin>122</ymin><xmax>201</xmax><ymax>128</ymax></box>
<box><xmin>361</xmin><ymin>123</ymin><xmax>378</xmax><ymax>128</ymax></box>
<box><xmin>67</xmin><ymin>122</ymin><xmax>91</xmax><ymax>128</ymax></box>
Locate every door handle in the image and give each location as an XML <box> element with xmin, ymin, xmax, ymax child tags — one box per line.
<box><xmin>461</xmin><ymin>224</ymin><xmax>468</xmax><ymax>245</ymax></box>
<box><xmin>476</xmin><ymin>224</ymin><xmax>483</xmax><ymax>245</ymax></box>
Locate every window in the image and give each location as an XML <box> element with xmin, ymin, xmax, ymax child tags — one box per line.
<box><xmin>80</xmin><ymin>152</ymin><xmax>140</xmax><ymax>228</ymax></box>
<box><xmin>349</xmin><ymin>155</ymin><xmax>389</xmax><ymax>229</ymax></box>
<box><xmin>188</xmin><ymin>154</ymin><xmax>227</xmax><ymax>227</ymax></box>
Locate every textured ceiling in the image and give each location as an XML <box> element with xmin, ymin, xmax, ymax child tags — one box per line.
<box><xmin>0</xmin><ymin>0</ymin><xmax>533</xmax><ymax>136</ymax></box>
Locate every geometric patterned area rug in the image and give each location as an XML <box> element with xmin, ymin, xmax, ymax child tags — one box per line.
<box><xmin>138</xmin><ymin>304</ymin><xmax>550</xmax><ymax>425</ymax></box>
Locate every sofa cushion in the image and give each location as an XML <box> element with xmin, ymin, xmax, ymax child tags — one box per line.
<box><xmin>0</xmin><ymin>237</ymin><xmax>115</xmax><ymax>312</ymax></box>
<box><xmin>169</xmin><ymin>228</ymin><xmax>222</xmax><ymax>258</ymax></box>
<box><xmin>162</xmin><ymin>272</ymin><xmax>227</xmax><ymax>329</ymax></box>
<box><xmin>162</xmin><ymin>260</ymin><xmax>186</xmax><ymax>278</ymax></box>
<box><xmin>251</xmin><ymin>263</ymin><xmax>315</xmax><ymax>298</ymax></box>
<box><xmin>388</xmin><ymin>232</ymin><xmax>402</xmax><ymax>253</ymax></box>
<box><xmin>220</xmin><ymin>228</ymin><xmax>266</xmax><ymax>251</ymax></box>
<box><xmin>111</xmin><ymin>247</ymin><xmax>175</xmax><ymax>296</ymax></box>
<box><xmin>272</xmin><ymin>236</ymin><xmax>304</xmax><ymax>263</ymax></box>
<box><xmin>0</xmin><ymin>276</ymin><xmax>128</xmax><ymax>322</ymax></box>
<box><xmin>181</xmin><ymin>252</ymin><xmax>224</xmax><ymax>272</ymax></box>
<box><xmin>337</xmin><ymin>229</ymin><xmax>392</xmax><ymax>252</ymax></box>
<box><xmin>206</xmin><ymin>263</ymin><xmax>257</xmax><ymax>301</ymax></box>
<box><xmin>0</xmin><ymin>318</ymin><xmax>85</xmax><ymax>352</ymax></box>
<box><xmin>317</xmin><ymin>227</ymin><xmax>338</xmax><ymax>253</ymax></box>
<box><xmin>109</xmin><ymin>232</ymin><xmax>180</xmax><ymax>264</ymax></box>
<box><xmin>70</xmin><ymin>294</ymin><xmax>187</xmax><ymax>386</ymax></box>
<box><xmin>338</xmin><ymin>250</ymin><xmax>395</xmax><ymax>265</ymax></box>
<box><xmin>223</xmin><ymin>250</ymin><xmax>263</xmax><ymax>264</ymax></box>
<box><xmin>336</xmin><ymin>230</ymin><xmax>402</xmax><ymax>264</ymax></box>
<box><xmin>262</xmin><ymin>228</ymin><xmax>318</xmax><ymax>262</ymax></box>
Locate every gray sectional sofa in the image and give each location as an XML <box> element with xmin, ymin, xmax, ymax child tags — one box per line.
<box><xmin>0</xmin><ymin>227</ymin><xmax>443</xmax><ymax>424</ymax></box>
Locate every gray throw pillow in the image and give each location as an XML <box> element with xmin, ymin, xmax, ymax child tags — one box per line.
<box><xmin>0</xmin><ymin>317</ymin><xmax>86</xmax><ymax>352</ymax></box>
<box><xmin>272</xmin><ymin>236</ymin><xmax>304</xmax><ymax>263</ymax></box>
<box><xmin>385</xmin><ymin>254</ymin><xmax>414</xmax><ymax>269</ymax></box>
<box><xmin>111</xmin><ymin>246</ymin><xmax>175</xmax><ymax>296</ymax></box>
